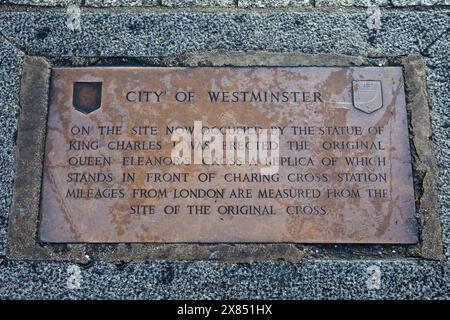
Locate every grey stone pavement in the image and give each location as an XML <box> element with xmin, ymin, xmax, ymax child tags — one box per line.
<box><xmin>0</xmin><ymin>1</ymin><xmax>449</xmax><ymax>299</ymax></box>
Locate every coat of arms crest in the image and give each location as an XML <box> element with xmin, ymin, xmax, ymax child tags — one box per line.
<box><xmin>72</xmin><ymin>82</ymin><xmax>102</xmax><ymax>114</ymax></box>
<box><xmin>352</xmin><ymin>80</ymin><xmax>383</xmax><ymax>114</ymax></box>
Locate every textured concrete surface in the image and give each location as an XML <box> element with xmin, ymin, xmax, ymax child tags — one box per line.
<box><xmin>317</xmin><ymin>0</ymin><xmax>450</xmax><ymax>6</ymax></box>
<box><xmin>238</xmin><ymin>0</ymin><xmax>310</xmax><ymax>8</ymax></box>
<box><xmin>0</xmin><ymin>5</ymin><xmax>449</xmax><ymax>299</ymax></box>
<box><xmin>391</xmin><ymin>0</ymin><xmax>450</xmax><ymax>6</ymax></box>
<box><xmin>0</xmin><ymin>260</ymin><xmax>449</xmax><ymax>299</ymax></box>
<box><xmin>162</xmin><ymin>0</ymin><xmax>236</xmax><ymax>7</ymax></box>
<box><xmin>3</xmin><ymin>0</ymin><xmax>450</xmax><ymax>6</ymax></box>
<box><xmin>0</xmin><ymin>35</ymin><xmax>23</xmax><ymax>257</ymax></box>
<box><xmin>85</xmin><ymin>1</ymin><xmax>158</xmax><ymax>8</ymax></box>
<box><xmin>315</xmin><ymin>0</ymin><xmax>389</xmax><ymax>7</ymax></box>
<box><xmin>2</xmin><ymin>0</ymin><xmax>81</xmax><ymax>6</ymax></box>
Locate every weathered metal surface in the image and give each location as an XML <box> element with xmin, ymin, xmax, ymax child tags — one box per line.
<box><xmin>39</xmin><ymin>67</ymin><xmax>417</xmax><ymax>243</ymax></box>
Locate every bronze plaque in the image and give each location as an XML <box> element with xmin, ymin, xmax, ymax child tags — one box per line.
<box><xmin>39</xmin><ymin>67</ymin><xmax>417</xmax><ymax>243</ymax></box>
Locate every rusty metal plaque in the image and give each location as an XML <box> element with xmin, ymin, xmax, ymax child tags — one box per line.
<box><xmin>39</xmin><ymin>67</ymin><xmax>417</xmax><ymax>243</ymax></box>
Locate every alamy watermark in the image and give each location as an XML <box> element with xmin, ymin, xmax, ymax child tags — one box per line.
<box><xmin>66</xmin><ymin>4</ymin><xmax>81</xmax><ymax>32</ymax></box>
<box><xmin>366</xmin><ymin>5</ymin><xmax>382</xmax><ymax>31</ymax></box>
<box><xmin>366</xmin><ymin>265</ymin><xmax>381</xmax><ymax>290</ymax></box>
<box><xmin>66</xmin><ymin>264</ymin><xmax>81</xmax><ymax>290</ymax></box>
<box><xmin>171</xmin><ymin>121</ymin><xmax>280</xmax><ymax>175</ymax></box>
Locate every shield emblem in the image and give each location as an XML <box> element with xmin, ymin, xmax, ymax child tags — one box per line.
<box><xmin>352</xmin><ymin>80</ymin><xmax>383</xmax><ymax>114</ymax></box>
<box><xmin>72</xmin><ymin>82</ymin><xmax>102</xmax><ymax>114</ymax></box>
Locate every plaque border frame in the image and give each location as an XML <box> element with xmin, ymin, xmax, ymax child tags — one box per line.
<box><xmin>6</xmin><ymin>53</ymin><xmax>443</xmax><ymax>263</ymax></box>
